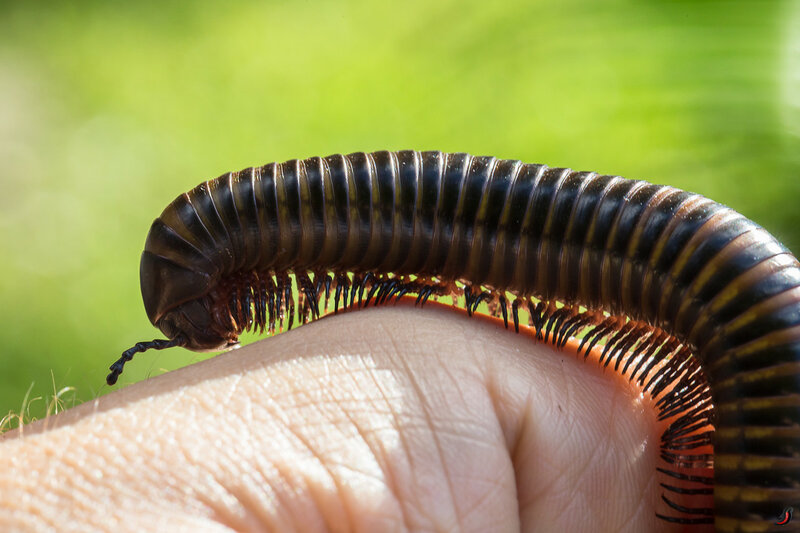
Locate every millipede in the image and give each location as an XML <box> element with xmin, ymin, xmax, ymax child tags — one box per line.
<box><xmin>108</xmin><ymin>150</ymin><xmax>800</xmax><ymax>532</ymax></box>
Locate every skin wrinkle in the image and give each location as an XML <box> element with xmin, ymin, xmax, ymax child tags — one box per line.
<box><xmin>228</xmin><ymin>456</ymin><xmax>295</xmax><ymax>532</ymax></box>
<box><xmin>553</xmin><ymin>359</ymin><xmax>579</xmax><ymax>465</ymax></box>
<box><xmin>169</xmin><ymin>380</ymin><xmax>273</xmax><ymax>530</ymax></box>
<box><xmin>198</xmin><ymin>429</ymin><xmax>268</xmax><ymax>530</ymax></box>
<box><xmin>367</xmin><ymin>314</ymin><xmax>456</xmax><ymax>530</ymax></box>
<box><xmin>5</xmin><ymin>458</ymin><xmax>59</xmax><ymax>531</ymax></box>
<box><xmin>398</xmin><ymin>366</ymin><xmax>516</xmax><ymax>532</ymax></box>
<box><xmin>214</xmin><ymin>468</ymin><xmax>300</xmax><ymax>533</ymax></box>
<box><xmin>624</xmin><ymin>454</ymin><xmax>660</xmax><ymax>531</ymax></box>
<box><xmin>225</xmin><ymin>479</ymin><xmax>287</xmax><ymax>533</ymax></box>
<box><xmin>149</xmin><ymin>442</ymin><xmax>207</xmax><ymax>519</ymax></box>
<box><xmin>219</xmin><ymin>372</ymin><xmax>246</xmax><ymax>413</ymax></box>
<box><xmin>194</xmin><ymin>475</ymin><xmax>254</xmax><ymax>532</ymax></box>
<box><xmin>588</xmin><ymin>387</ymin><xmax>624</xmax><ymax>524</ymax></box>
<box><xmin>511</xmin><ymin>399</ymin><xmax>546</xmax><ymax>527</ymax></box>
<box><xmin>282</xmin><ymin>358</ymin><xmax>396</xmax><ymax>532</ymax></box>
<box><xmin>569</xmin><ymin>374</ymin><xmax>623</xmax><ymax>529</ymax></box>
<box><xmin>48</xmin><ymin>440</ymin><xmax>98</xmax><ymax>522</ymax></box>
<box><xmin>457</xmin><ymin>473</ymin><xmax>508</xmax><ymax>528</ymax></box>
<box><xmin>257</xmin><ymin>422</ymin><xmax>329</xmax><ymax>532</ymax></box>
<box><xmin>324</xmin><ymin>378</ymin><xmax>421</xmax><ymax>533</ymax></box>
<box><xmin>603</xmin><ymin>376</ymin><xmax>660</xmax><ymax>531</ymax></box>
<box><xmin>519</xmin><ymin>371</ymin><xmax>564</xmax><ymax>501</ymax></box>
<box><xmin>442</xmin><ymin>327</ymin><xmax>479</xmax><ymax>410</ymax></box>
<box><xmin>249</xmin><ymin>446</ymin><xmax>309</xmax><ymax>531</ymax></box>
<box><xmin>89</xmin><ymin>437</ymin><xmax>146</xmax><ymax>526</ymax></box>
<box><xmin>364</xmin><ymin>356</ymin><xmax>419</xmax><ymax>532</ymax></box>
<box><xmin>486</xmin><ymin>352</ymin><xmax>551</xmax><ymax>529</ymax></box>
<box><xmin>48</xmin><ymin>418</ymin><xmax>194</xmax><ymax>529</ymax></box>
<box><xmin>388</xmin><ymin>324</ymin><xmax>464</xmax><ymax>533</ymax></box>
<box><xmin>407</xmin><ymin>311</ymin><xmax>519</xmax><ymax>532</ymax></box>
<box><xmin>628</xmin><ymin>416</ymin><xmax>662</xmax><ymax>530</ymax></box>
<box><xmin>50</xmin><ymin>431</ymin><xmax>126</xmax><ymax>531</ymax></box>
<box><xmin>159</xmin><ymin>419</ymin><xmax>207</xmax><ymax>509</ymax></box>
<box><xmin>490</xmin><ymin>316</ymin><xmax>652</xmax><ymax>528</ymax></box>
<box><xmin>312</xmin><ymin>402</ymin><xmax>396</xmax><ymax>488</ymax></box>
<box><xmin>331</xmin><ymin>363</ymin><xmax>411</xmax><ymax>531</ymax></box>
<box><xmin>616</xmin><ymin>380</ymin><xmax>663</xmax><ymax>524</ymax></box>
<box><xmin>484</xmin><ymin>359</ymin><xmax>526</xmax><ymax>453</ymax></box>
<box><xmin>505</xmin><ymin>334</ymin><xmax>659</xmax><ymax>532</ymax></box>
<box><xmin>505</xmin><ymin>393</ymin><xmax>532</xmax><ymax>527</ymax></box>
<box><xmin>260</xmin><ymin>392</ymin><xmax>351</xmax><ymax>533</ymax></box>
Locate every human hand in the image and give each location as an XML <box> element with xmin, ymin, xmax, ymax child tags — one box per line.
<box><xmin>0</xmin><ymin>305</ymin><xmax>700</xmax><ymax>532</ymax></box>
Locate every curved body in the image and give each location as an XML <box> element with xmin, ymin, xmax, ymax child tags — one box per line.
<box><xmin>116</xmin><ymin>151</ymin><xmax>800</xmax><ymax>531</ymax></box>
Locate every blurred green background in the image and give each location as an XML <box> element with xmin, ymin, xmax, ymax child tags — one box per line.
<box><xmin>0</xmin><ymin>0</ymin><xmax>798</xmax><ymax>421</ymax></box>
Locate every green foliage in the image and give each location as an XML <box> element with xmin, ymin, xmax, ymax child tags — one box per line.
<box><xmin>0</xmin><ymin>0</ymin><xmax>797</xmax><ymax>415</ymax></box>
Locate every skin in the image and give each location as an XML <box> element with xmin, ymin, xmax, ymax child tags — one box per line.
<box><xmin>0</xmin><ymin>304</ymin><xmax>711</xmax><ymax>532</ymax></box>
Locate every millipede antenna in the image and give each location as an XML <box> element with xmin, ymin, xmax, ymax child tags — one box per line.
<box><xmin>107</xmin><ymin>336</ymin><xmax>186</xmax><ymax>385</ymax></box>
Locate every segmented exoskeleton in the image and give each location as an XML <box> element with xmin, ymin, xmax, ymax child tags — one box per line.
<box><xmin>110</xmin><ymin>151</ymin><xmax>800</xmax><ymax>532</ymax></box>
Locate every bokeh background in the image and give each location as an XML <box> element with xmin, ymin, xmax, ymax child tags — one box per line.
<box><xmin>1</xmin><ymin>0</ymin><xmax>798</xmax><ymax>421</ymax></box>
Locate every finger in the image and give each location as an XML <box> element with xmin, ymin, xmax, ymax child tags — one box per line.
<box><xmin>0</xmin><ymin>304</ymin><xmax>700</xmax><ymax>532</ymax></box>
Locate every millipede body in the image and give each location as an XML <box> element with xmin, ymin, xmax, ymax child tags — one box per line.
<box><xmin>110</xmin><ymin>150</ymin><xmax>800</xmax><ymax>531</ymax></box>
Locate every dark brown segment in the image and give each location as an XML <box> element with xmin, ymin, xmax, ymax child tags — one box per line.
<box><xmin>445</xmin><ymin>155</ymin><xmax>495</xmax><ymax>282</ymax></box>
<box><xmin>398</xmin><ymin>151</ymin><xmax>442</xmax><ymax>274</ymax></box>
<box><xmin>540</xmin><ymin>170</ymin><xmax>590</xmax><ymax>304</ymax></box>
<box><xmin>424</xmin><ymin>152</ymin><xmax>471</xmax><ymax>276</ymax></box>
<box><xmin>250</xmin><ymin>163</ymin><xmax>281</xmax><ymax>270</ymax></box>
<box><xmin>474</xmin><ymin>158</ymin><xmax>520</xmax><ymax>288</ymax></box>
<box><xmin>229</xmin><ymin>168</ymin><xmax>262</xmax><ymax>272</ymax></box>
<box><xmin>297</xmin><ymin>157</ymin><xmax>326</xmax><ymax>268</ymax></box>
<box><xmin>379</xmin><ymin>150</ymin><xmax>419</xmax><ymax>272</ymax></box>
